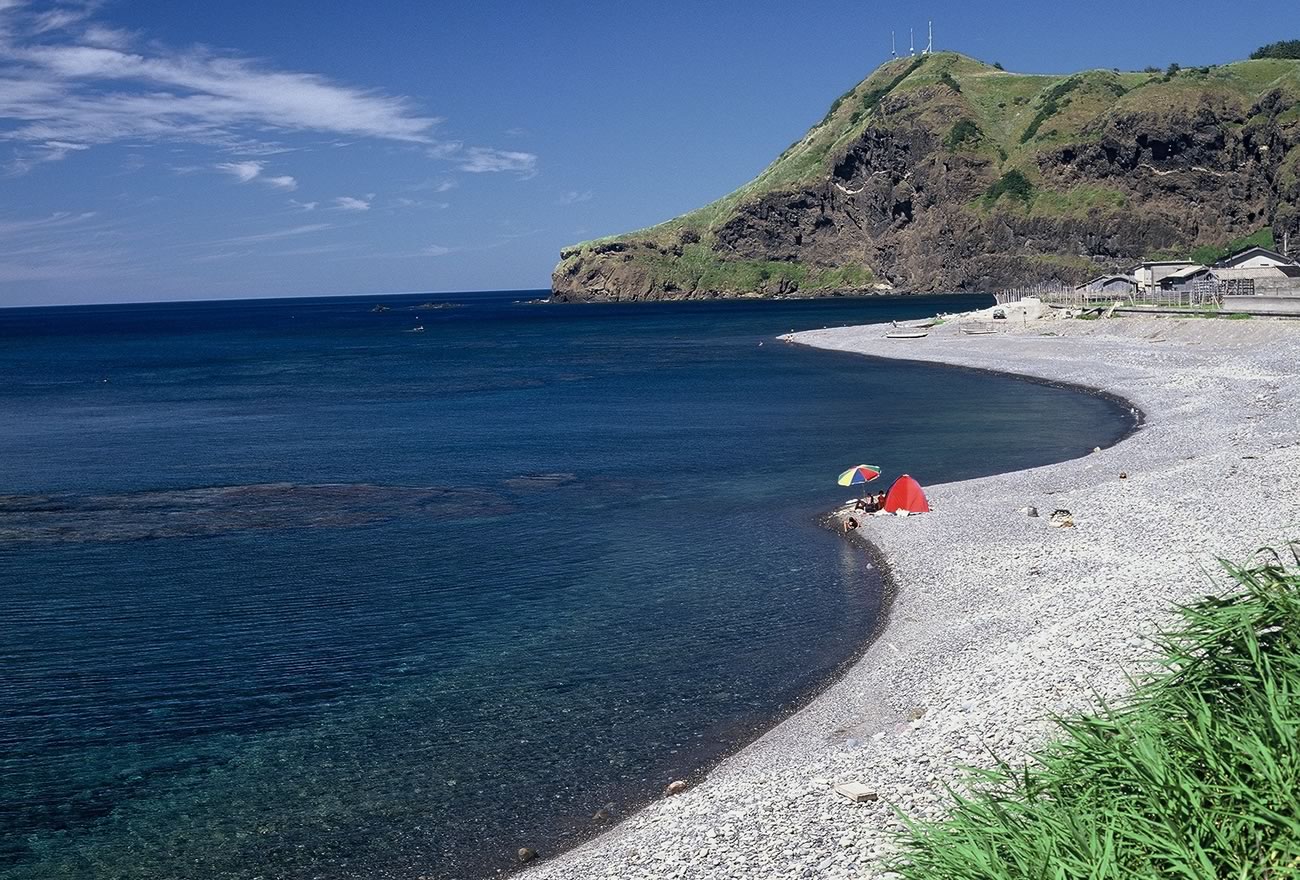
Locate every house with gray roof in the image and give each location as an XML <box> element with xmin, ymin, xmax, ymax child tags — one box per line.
<box><xmin>1075</xmin><ymin>274</ymin><xmax>1137</xmax><ymax>299</ymax></box>
<box><xmin>1211</xmin><ymin>246</ymin><xmax>1300</xmax><ymax>283</ymax></box>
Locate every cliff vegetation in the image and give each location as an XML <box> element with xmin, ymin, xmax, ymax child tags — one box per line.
<box><xmin>553</xmin><ymin>51</ymin><xmax>1300</xmax><ymax>302</ymax></box>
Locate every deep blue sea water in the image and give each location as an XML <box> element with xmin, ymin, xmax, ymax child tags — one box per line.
<box><xmin>0</xmin><ymin>291</ymin><xmax>1133</xmax><ymax>879</ymax></box>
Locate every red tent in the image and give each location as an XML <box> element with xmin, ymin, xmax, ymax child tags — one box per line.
<box><xmin>883</xmin><ymin>474</ymin><xmax>930</xmax><ymax>514</ymax></box>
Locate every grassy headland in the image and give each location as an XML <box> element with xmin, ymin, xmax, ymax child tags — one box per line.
<box><xmin>554</xmin><ymin>51</ymin><xmax>1300</xmax><ymax>300</ymax></box>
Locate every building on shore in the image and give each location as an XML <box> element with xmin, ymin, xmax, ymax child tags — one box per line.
<box><xmin>1211</xmin><ymin>246</ymin><xmax>1300</xmax><ymax>297</ymax></box>
<box><xmin>1075</xmin><ymin>274</ymin><xmax>1138</xmax><ymax>298</ymax></box>
<box><xmin>1211</xmin><ymin>246</ymin><xmax>1300</xmax><ymax>282</ymax></box>
<box><xmin>1129</xmin><ymin>260</ymin><xmax>1200</xmax><ymax>294</ymax></box>
<box><xmin>1158</xmin><ymin>264</ymin><xmax>1214</xmax><ymax>294</ymax></box>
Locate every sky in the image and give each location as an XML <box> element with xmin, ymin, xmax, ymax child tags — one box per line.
<box><xmin>0</xmin><ymin>0</ymin><xmax>1297</xmax><ymax>306</ymax></box>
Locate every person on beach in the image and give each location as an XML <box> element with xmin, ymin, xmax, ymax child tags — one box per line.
<box><xmin>853</xmin><ymin>497</ymin><xmax>868</xmax><ymax>513</ymax></box>
<box><xmin>842</xmin><ymin>516</ymin><xmax>859</xmax><ymax>534</ymax></box>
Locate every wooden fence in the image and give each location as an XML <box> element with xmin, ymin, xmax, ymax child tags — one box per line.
<box><xmin>994</xmin><ymin>282</ymin><xmax>1225</xmax><ymax>310</ymax></box>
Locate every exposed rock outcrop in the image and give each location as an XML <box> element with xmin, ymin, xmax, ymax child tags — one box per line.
<box><xmin>552</xmin><ymin>54</ymin><xmax>1300</xmax><ymax>302</ymax></box>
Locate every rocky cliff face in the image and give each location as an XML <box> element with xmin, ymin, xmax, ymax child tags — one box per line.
<box><xmin>552</xmin><ymin>54</ymin><xmax>1300</xmax><ymax>302</ymax></box>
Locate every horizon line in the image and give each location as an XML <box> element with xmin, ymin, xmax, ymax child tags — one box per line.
<box><xmin>0</xmin><ymin>285</ymin><xmax>554</xmax><ymax>312</ymax></box>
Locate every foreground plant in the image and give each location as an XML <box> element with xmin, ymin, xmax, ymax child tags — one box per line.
<box><xmin>892</xmin><ymin>548</ymin><xmax>1300</xmax><ymax>879</ymax></box>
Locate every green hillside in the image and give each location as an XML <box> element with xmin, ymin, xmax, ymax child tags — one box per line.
<box><xmin>553</xmin><ymin>52</ymin><xmax>1300</xmax><ymax>301</ymax></box>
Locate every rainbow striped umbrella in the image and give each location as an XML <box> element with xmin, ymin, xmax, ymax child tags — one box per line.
<box><xmin>836</xmin><ymin>464</ymin><xmax>881</xmax><ymax>486</ymax></box>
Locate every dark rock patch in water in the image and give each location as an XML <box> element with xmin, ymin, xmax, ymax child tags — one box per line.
<box><xmin>0</xmin><ymin>483</ymin><xmax>513</xmax><ymax>543</ymax></box>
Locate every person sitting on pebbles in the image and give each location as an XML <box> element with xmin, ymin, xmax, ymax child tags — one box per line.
<box><xmin>842</xmin><ymin>515</ymin><xmax>859</xmax><ymax>534</ymax></box>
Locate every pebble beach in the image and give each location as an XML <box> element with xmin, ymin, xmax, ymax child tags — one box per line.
<box><xmin>524</xmin><ymin>307</ymin><xmax>1300</xmax><ymax>880</ymax></box>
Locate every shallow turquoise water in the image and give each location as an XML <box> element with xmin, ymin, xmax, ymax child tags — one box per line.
<box><xmin>0</xmin><ymin>291</ymin><xmax>1133</xmax><ymax>879</ymax></box>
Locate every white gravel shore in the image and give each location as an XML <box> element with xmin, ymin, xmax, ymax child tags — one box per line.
<box><xmin>524</xmin><ymin>311</ymin><xmax>1300</xmax><ymax>880</ymax></box>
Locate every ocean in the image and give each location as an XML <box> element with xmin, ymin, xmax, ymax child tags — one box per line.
<box><xmin>0</xmin><ymin>291</ymin><xmax>1133</xmax><ymax>879</ymax></box>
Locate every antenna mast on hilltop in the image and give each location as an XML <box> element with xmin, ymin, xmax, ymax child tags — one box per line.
<box><xmin>890</xmin><ymin>31</ymin><xmax>897</xmax><ymax>58</ymax></box>
<box><xmin>924</xmin><ymin>20</ymin><xmax>933</xmax><ymax>54</ymax></box>
<box><xmin>909</xmin><ymin>28</ymin><xmax>915</xmax><ymax>57</ymax></box>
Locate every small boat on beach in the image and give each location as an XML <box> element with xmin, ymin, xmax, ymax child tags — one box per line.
<box><xmin>960</xmin><ymin>324</ymin><xmax>999</xmax><ymax>335</ymax></box>
<box><xmin>892</xmin><ymin>318</ymin><xmax>939</xmax><ymax>329</ymax></box>
<box><xmin>885</xmin><ymin>329</ymin><xmax>928</xmax><ymax>339</ymax></box>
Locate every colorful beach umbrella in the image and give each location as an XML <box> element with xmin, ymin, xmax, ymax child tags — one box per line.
<box><xmin>836</xmin><ymin>464</ymin><xmax>881</xmax><ymax>487</ymax></box>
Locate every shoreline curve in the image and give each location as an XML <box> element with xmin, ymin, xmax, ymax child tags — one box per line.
<box><xmin>524</xmin><ymin>314</ymin><xmax>1300</xmax><ymax>880</ymax></box>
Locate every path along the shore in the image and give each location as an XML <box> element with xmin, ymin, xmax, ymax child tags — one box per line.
<box><xmin>524</xmin><ymin>311</ymin><xmax>1300</xmax><ymax>880</ymax></box>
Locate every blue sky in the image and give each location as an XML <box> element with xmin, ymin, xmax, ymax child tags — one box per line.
<box><xmin>0</xmin><ymin>0</ymin><xmax>1296</xmax><ymax>306</ymax></box>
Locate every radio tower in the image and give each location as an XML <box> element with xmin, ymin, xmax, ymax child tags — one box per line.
<box><xmin>909</xmin><ymin>28</ymin><xmax>914</xmax><ymax>57</ymax></box>
<box><xmin>890</xmin><ymin>31</ymin><xmax>897</xmax><ymax>58</ymax></box>
<box><xmin>924</xmin><ymin>20</ymin><xmax>933</xmax><ymax>54</ymax></box>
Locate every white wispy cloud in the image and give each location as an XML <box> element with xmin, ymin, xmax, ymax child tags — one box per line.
<box><xmin>30</xmin><ymin>6</ymin><xmax>93</xmax><ymax>35</ymax></box>
<box><xmin>0</xmin><ymin>209</ymin><xmax>98</xmax><ymax>236</ymax></box>
<box><xmin>393</xmin><ymin>196</ymin><xmax>450</xmax><ymax>210</ymax></box>
<box><xmin>0</xmin><ymin>4</ymin><xmax>542</xmax><ymax>186</ymax></box>
<box><xmin>0</xmin><ymin>47</ymin><xmax>440</xmax><ymax>145</ymax></box>
<box><xmin>0</xmin><ymin>2</ymin><xmax>443</xmax><ymax>170</ymax></box>
<box><xmin>4</xmin><ymin>135</ymin><xmax>89</xmax><ymax>173</ymax></box>
<box><xmin>408</xmin><ymin>177</ymin><xmax>457</xmax><ymax>195</ymax></box>
<box><xmin>557</xmin><ymin>189</ymin><xmax>592</xmax><ymax>205</ymax></box>
<box><xmin>458</xmin><ymin>147</ymin><xmax>537</xmax><ymax>176</ymax></box>
<box><xmin>0</xmin><ymin>207</ymin><xmax>136</xmax><ymax>283</ymax></box>
<box><xmin>332</xmin><ymin>195</ymin><xmax>370</xmax><ymax>211</ymax></box>
<box><xmin>288</xmin><ymin>198</ymin><xmax>317</xmax><ymax>211</ymax></box>
<box><xmin>216</xmin><ymin>159</ymin><xmax>262</xmax><ymax>183</ymax></box>
<box><xmin>214</xmin><ymin>159</ymin><xmax>297</xmax><ymax>190</ymax></box>
<box><xmin>425</xmin><ymin>141</ymin><xmax>461</xmax><ymax>160</ymax></box>
<box><xmin>220</xmin><ymin>222</ymin><xmax>331</xmax><ymax>244</ymax></box>
<box><xmin>268</xmin><ymin>242</ymin><xmax>362</xmax><ymax>257</ymax></box>
<box><xmin>79</xmin><ymin>24</ymin><xmax>134</xmax><ymax>50</ymax></box>
<box><xmin>423</xmin><ymin>243</ymin><xmax>453</xmax><ymax>256</ymax></box>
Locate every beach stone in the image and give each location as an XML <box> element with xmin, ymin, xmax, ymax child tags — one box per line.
<box><xmin>518</xmin><ymin>847</ymin><xmax>538</xmax><ymax>864</ymax></box>
<box><xmin>1049</xmin><ymin>509</ymin><xmax>1074</xmax><ymax>528</ymax></box>
<box><xmin>522</xmin><ymin>315</ymin><xmax>1300</xmax><ymax>880</ymax></box>
<box><xmin>834</xmin><ymin>782</ymin><xmax>879</xmax><ymax>803</ymax></box>
<box><xmin>664</xmin><ymin>780</ymin><xmax>688</xmax><ymax>796</ymax></box>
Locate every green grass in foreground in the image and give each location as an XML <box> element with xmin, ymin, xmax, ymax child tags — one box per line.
<box><xmin>892</xmin><ymin>549</ymin><xmax>1300</xmax><ymax>879</ymax></box>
